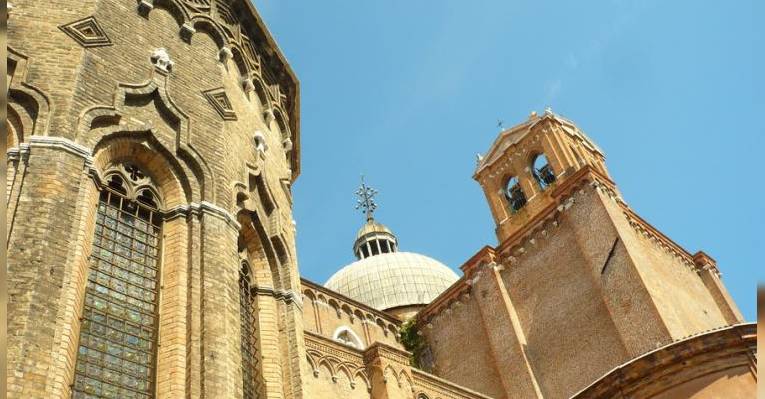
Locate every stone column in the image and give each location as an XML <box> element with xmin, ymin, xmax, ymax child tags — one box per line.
<box><xmin>364</xmin><ymin>343</ymin><xmax>414</xmax><ymax>399</ymax></box>
<box><xmin>199</xmin><ymin>212</ymin><xmax>243</xmax><ymax>398</ymax></box>
<box><xmin>7</xmin><ymin>140</ymin><xmax>99</xmax><ymax>399</ymax></box>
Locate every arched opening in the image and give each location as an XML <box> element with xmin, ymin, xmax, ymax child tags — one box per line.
<box><xmin>73</xmin><ymin>163</ymin><xmax>163</xmax><ymax>398</ymax></box>
<box><xmin>505</xmin><ymin>176</ymin><xmax>527</xmax><ymax>213</ymax></box>
<box><xmin>239</xmin><ymin>261</ymin><xmax>261</xmax><ymax>399</ymax></box>
<box><xmin>531</xmin><ymin>153</ymin><xmax>556</xmax><ymax>189</ymax></box>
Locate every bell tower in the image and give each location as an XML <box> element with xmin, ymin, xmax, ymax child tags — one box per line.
<box><xmin>475</xmin><ymin>107</ymin><xmax>613</xmax><ymax>244</ymax></box>
<box><xmin>448</xmin><ymin>108</ymin><xmax>748</xmax><ymax>398</ymax></box>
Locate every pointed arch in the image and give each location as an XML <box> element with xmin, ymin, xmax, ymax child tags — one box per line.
<box><xmin>353</xmin><ymin>369</ymin><xmax>371</xmax><ymax>391</ymax></box>
<box><xmin>92</xmin><ymin>133</ymin><xmax>193</xmax><ymax>208</ymax></box>
<box><xmin>147</xmin><ymin>0</ymin><xmax>190</xmax><ymax>28</ymax></box>
<box><xmin>252</xmin><ymin>75</ymin><xmax>270</xmax><ymax>111</ymax></box>
<box><xmin>8</xmin><ymin>83</ymin><xmax>51</xmax><ymax>137</ymax></box>
<box><xmin>229</xmin><ymin>44</ymin><xmax>250</xmax><ymax>78</ymax></box>
<box><xmin>383</xmin><ymin>366</ymin><xmax>400</xmax><ymax>386</ymax></box>
<box><xmin>80</xmin><ymin>76</ymin><xmax>212</xmax><ymax>202</ymax></box>
<box><xmin>398</xmin><ymin>369</ymin><xmax>413</xmax><ymax>391</ymax></box>
<box><xmin>317</xmin><ymin>358</ymin><xmax>335</xmax><ymax>378</ymax></box>
<box><xmin>335</xmin><ymin>364</ymin><xmax>354</xmax><ymax>387</ymax></box>
<box><xmin>187</xmin><ymin>15</ymin><xmax>227</xmax><ymax>49</ymax></box>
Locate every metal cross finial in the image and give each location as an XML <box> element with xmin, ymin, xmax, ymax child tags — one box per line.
<box><xmin>355</xmin><ymin>175</ymin><xmax>378</xmax><ymax>222</ymax></box>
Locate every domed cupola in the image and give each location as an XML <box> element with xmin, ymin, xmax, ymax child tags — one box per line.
<box><xmin>325</xmin><ymin>179</ymin><xmax>458</xmax><ymax>320</ymax></box>
<box><xmin>353</xmin><ymin>220</ymin><xmax>398</xmax><ymax>259</ymax></box>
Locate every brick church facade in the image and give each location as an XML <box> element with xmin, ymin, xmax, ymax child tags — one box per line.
<box><xmin>6</xmin><ymin>0</ymin><xmax>756</xmax><ymax>398</ymax></box>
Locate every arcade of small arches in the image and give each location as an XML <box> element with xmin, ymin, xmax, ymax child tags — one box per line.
<box><xmin>302</xmin><ymin>286</ymin><xmax>401</xmax><ymax>344</ymax></box>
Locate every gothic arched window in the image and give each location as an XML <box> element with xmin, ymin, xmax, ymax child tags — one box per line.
<box><xmin>73</xmin><ymin>164</ymin><xmax>162</xmax><ymax>399</ymax></box>
<box><xmin>239</xmin><ymin>261</ymin><xmax>260</xmax><ymax>399</ymax></box>
<box><xmin>531</xmin><ymin>153</ymin><xmax>556</xmax><ymax>189</ymax></box>
<box><xmin>505</xmin><ymin>176</ymin><xmax>527</xmax><ymax>213</ymax></box>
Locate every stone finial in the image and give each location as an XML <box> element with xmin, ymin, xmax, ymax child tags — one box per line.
<box><xmin>544</xmin><ymin>106</ymin><xmax>553</xmax><ymax>116</ymax></box>
<box><xmin>282</xmin><ymin>137</ymin><xmax>293</xmax><ymax>152</ymax></box>
<box><xmin>476</xmin><ymin>153</ymin><xmax>484</xmax><ymax>165</ymax></box>
<box><xmin>180</xmin><ymin>22</ymin><xmax>196</xmax><ymax>41</ymax></box>
<box><xmin>137</xmin><ymin>0</ymin><xmax>153</xmax><ymax>15</ymax></box>
<box><xmin>241</xmin><ymin>77</ymin><xmax>254</xmax><ymax>93</ymax></box>
<box><xmin>253</xmin><ymin>131</ymin><xmax>268</xmax><ymax>155</ymax></box>
<box><xmin>150</xmin><ymin>48</ymin><xmax>174</xmax><ymax>72</ymax></box>
<box><xmin>219</xmin><ymin>46</ymin><xmax>233</xmax><ymax>63</ymax></box>
<box><xmin>529</xmin><ymin>111</ymin><xmax>537</xmax><ymax>119</ymax></box>
<box><xmin>263</xmin><ymin>107</ymin><xmax>275</xmax><ymax>125</ymax></box>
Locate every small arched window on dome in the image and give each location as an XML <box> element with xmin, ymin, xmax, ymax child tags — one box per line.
<box><xmin>531</xmin><ymin>153</ymin><xmax>556</xmax><ymax>189</ymax></box>
<box><xmin>505</xmin><ymin>176</ymin><xmax>527</xmax><ymax>213</ymax></box>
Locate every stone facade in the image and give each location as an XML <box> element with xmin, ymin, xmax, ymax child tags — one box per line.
<box><xmin>7</xmin><ymin>1</ymin><xmax>756</xmax><ymax>399</ymax></box>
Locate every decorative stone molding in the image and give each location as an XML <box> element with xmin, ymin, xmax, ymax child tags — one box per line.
<box><xmin>263</xmin><ymin>107</ymin><xmax>275</xmax><ymax>125</ymax></box>
<box><xmin>218</xmin><ymin>46</ymin><xmax>233</xmax><ymax>63</ymax></box>
<box><xmin>180</xmin><ymin>22</ymin><xmax>196</xmax><ymax>41</ymax></box>
<box><xmin>59</xmin><ymin>16</ymin><xmax>112</xmax><ymax>48</ymax></box>
<box><xmin>137</xmin><ymin>0</ymin><xmax>154</xmax><ymax>15</ymax></box>
<box><xmin>252</xmin><ymin>286</ymin><xmax>303</xmax><ymax>309</ymax></box>
<box><xmin>624</xmin><ymin>210</ymin><xmax>697</xmax><ymax>271</ymax></box>
<box><xmin>253</xmin><ymin>131</ymin><xmax>268</xmax><ymax>156</ymax></box>
<box><xmin>202</xmin><ymin>87</ymin><xmax>236</xmax><ymax>120</ymax></box>
<box><xmin>282</xmin><ymin>137</ymin><xmax>293</xmax><ymax>152</ymax></box>
<box><xmin>165</xmin><ymin>201</ymin><xmax>241</xmax><ymax>231</ymax></box>
<box><xmin>305</xmin><ymin>331</ymin><xmax>372</xmax><ymax>391</ymax></box>
<box><xmin>241</xmin><ymin>77</ymin><xmax>254</xmax><ymax>93</ymax></box>
<box><xmin>150</xmin><ymin>48</ymin><xmax>174</xmax><ymax>72</ymax></box>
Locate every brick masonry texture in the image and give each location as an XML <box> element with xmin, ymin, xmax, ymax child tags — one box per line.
<box><xmin>7</xmin><ymin>1</ymin><xmax>756</xmax><ymax>398</ymax></box>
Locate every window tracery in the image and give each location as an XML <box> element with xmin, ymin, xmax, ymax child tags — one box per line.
<box><xmin>239</xmin><ymin>261</ymin><xmax>260</xmax><ymax>399</ymax></box>
<box><xmin>73</xmin><ymin>163</ymin><xmax>162</xmax><ymax>399</ymax></box>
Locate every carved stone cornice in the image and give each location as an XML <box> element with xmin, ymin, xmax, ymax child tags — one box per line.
<box><xmin>165</xmin><ymin>201</ymin><xmax>241</xmax><ymax>231</ymax></box>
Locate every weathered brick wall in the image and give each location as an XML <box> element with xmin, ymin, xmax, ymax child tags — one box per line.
<box><xmin>7</xmin><ymin>0</ymin><xmax>305</xmax><ymax>397</ymax></box>
<box><xmin>421</xmin><ymin>292</ymin><xmax>506</xmax><ymax>399</ymax></box>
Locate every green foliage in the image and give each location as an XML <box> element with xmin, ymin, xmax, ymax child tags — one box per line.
<box><xmin>398</xmin><ymin>319</ymin><xmax>425</xmax><ymax>368</ymax></box>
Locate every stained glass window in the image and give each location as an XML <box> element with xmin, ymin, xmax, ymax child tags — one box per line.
<box><xmin>73</xmin><ymin>178</ymin><xmax>161</xmax><ymax>399</ymax></box>
<box><xmin>239</xmin><ymin>262</ymin><xmax>260</xmax><ymax>399</ymax></box>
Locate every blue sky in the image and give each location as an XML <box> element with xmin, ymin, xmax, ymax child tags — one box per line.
<box><xmin>253</xmin><ymin>0</ymin><xmax>763</xmax><ymax>321</ymax></box>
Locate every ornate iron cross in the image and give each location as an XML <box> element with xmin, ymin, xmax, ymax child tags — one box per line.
<box><xmin>355</xmin><ymin>176</ymin><xmax>378</xmax><ymax>221</ymax></box>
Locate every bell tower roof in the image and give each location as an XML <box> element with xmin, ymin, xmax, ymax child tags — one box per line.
<box><xmin>473</xmin><ymin>108</ymin><xmax>615</xmax><ymax>245</ymax></box>
<box><xmin>474</xmin><ymin>108</ymin><xmax>603</xmax><ymax>179</ymax></box>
